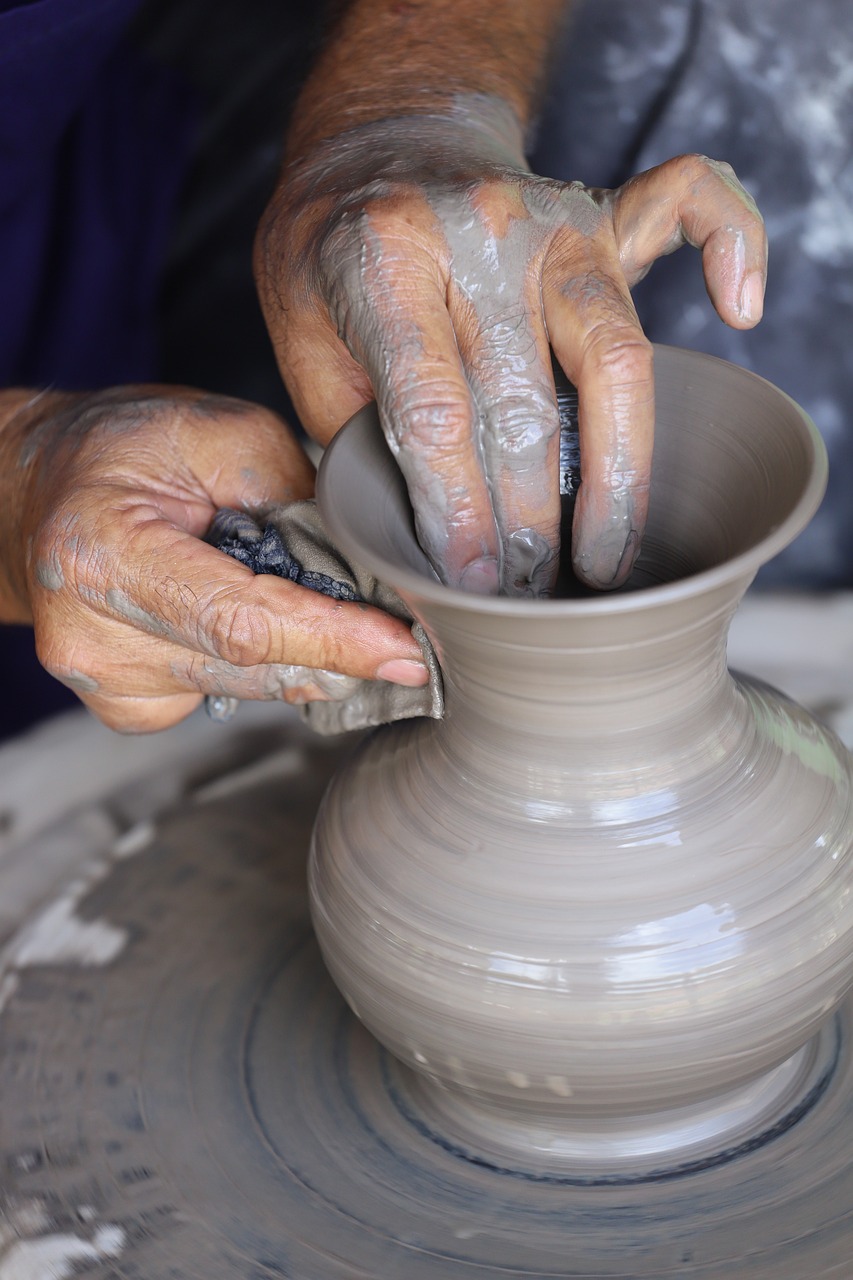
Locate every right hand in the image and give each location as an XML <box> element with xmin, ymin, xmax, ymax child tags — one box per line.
<box><xmin>257</xmin><ymin>113</ymin><xmax>767</xmax><ymax>594</ymax></box>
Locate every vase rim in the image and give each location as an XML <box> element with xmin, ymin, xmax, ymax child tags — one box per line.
<box><xmin>317</xmin><ymin>347</ymin><xmax>828</xmax><ymax>617</ymax></box>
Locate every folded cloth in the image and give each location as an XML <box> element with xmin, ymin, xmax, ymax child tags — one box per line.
<box><xmin>205</xmin><ymin>502</ymin><xmax>444</xmax><ymax>734</ymax></box>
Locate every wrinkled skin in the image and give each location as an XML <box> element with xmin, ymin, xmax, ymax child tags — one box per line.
<box><xmin>0</xmin><ymin>388</ymin><xmax>427</xmax><ymax>733</ymax></box>
<box><xmin>257</xmin><ymin>114</ymin><xmax>766</xmax><ymax>593</ymax></box>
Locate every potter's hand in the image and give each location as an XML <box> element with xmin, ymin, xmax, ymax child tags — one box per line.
<box><xmin>0</xmin><ymin>388</ymin><xmax>427</xmax><ymax>733</ymax></box>
<box><xmin>257</xmin><ymin>117</ymin><xmax>766</xmax><ymax>593</ymax></box>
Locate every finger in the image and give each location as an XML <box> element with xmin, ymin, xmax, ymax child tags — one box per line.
<box><xmin>543</xmin><ymin>238</ymin><xmax>653</xmax><ymax>590</ymax></box>
<box><xmin>326</xmin><ymin>225</ymin><xmax>500</xmax><ymax>593</ymax></box>
<box><xmin>35</xmin><ymin>595</ymin><xmax>385</xmax><ymax>733</ymax></box>
<box><xmin>255</xmin><ymin>198</ymin><xmax>377</xmax><ymax>444</ymax></box>
<box><xmin>169</xmin><ymin>652</ymin><xmax>362</xmax><ymax>704</ymax></box>
<box><xmin>607</xmin><ymin>154</ymin><xmax>767</xmax><ymax>328</ymax></box>
<box><xmin>450</xmin><ymin>279</ymin><xmax>560</xmax><ymax>595</ymax></box>
<box><xmin>76</xmin><ymin>690</ymin><xmax>205</xmax><ymax>735</ymax></box>
<box><xmin>275</xmin><ymin>318</ymin><xmax>375</xmax><ymax>447</ymax></box>
<box><xmin>46</xmin><ymin>628</ymin><xmax>361</xmax><ymax>704</ymax></box>
<box><xmin>41</xmin><ymin>512</ymin><xmax>429</xmax><ymax>682</ymax></box>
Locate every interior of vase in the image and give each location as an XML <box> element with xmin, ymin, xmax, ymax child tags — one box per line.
<box><xmin>620</xmin><ymin>345</ymin><xmax>825</xmax><ymax>592</ymax></box>
<box><xmin>317</xmin><ymin>345</ymin><xmax>827</xmax><ymax>599</ymax></box>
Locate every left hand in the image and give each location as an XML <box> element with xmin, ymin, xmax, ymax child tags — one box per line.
<box><xmin>3</xmin><ymin>386</ymin><xmax>427</xmax><ymax>732</ymax></box>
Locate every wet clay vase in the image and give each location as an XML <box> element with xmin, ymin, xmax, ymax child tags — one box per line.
<box><xmin>312</xmin><ymin>345</ymin><xmax>853</xmax><ymax>1177</ymax></box>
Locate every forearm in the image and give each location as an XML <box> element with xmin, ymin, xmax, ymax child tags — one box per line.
<box><xmin>286</xmin><ymin>0</ymin><xmax>570</xmax><ymax>159</ymax></box>
<box><xmin>0</xmin><ymin>391</ymin><xmax>39</xmax><ymax>622</ymax></box>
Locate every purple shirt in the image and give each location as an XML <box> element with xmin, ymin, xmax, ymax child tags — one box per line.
<box><xmin>0</xmin><ymin>0</ymin><xmax>194</xmax><ymax>389</ymax></box>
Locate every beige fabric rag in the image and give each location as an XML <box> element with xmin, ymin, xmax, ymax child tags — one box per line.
<box><xmin>205</xmin><ymin>501</ymin><xmax>444</xmax><ymax>735</ymax></box>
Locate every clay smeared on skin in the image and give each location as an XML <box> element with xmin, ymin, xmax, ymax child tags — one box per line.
<box><xmin>423</xmin><ymin>165</ymin><xmax>636</xmax><ymax>595</ymax></box>
<box><xmin>285</xmin><ymin>94</ymin><xmax>673</xmax><ymax>597</ymax></box>
<box><xmin>172</xmin><ymin>656</ymin><xmax>360</xmax><ymax>704</ymax></box>
<box><xmin>60</xmin><ymin>668</ymin><xmax>100</xmax><ymax>694</ymax></box>
<box><xmin>504</xmin><ymin>528</ymin><xmax>554</xmax><ymax>593</ymax></box>
<box><xmin>571</xmin><ymin>402</ymin><xmax>648</xmax><ymax>588</ymax></box>
<box><xmin>18</xmin><ymin>392</ymin><xmax>166</xmax><ymax>469</ymax></box>
<box><xmin>35</xmin><ymin>558</ymin><xmax>64</xmax><ymax>592</ymax></box>
<box><xmin>268</xmin><ymin>88</ymin><xmax>766</xmax><ymax>598</ymax></box>
<box><xmin>306</xmin><ymin>97</ymin><xmax>606</xmax><ymax>597</ymax></box>
<box><xmin>30</xmin><ymin>516</ymin><xmax>85</xmax><ymax>598</ymax></box>
<box><xmin>105</xmin><ymin>588</ymin><xmax>175</xmax><ymax>640</ymax></box>
<box><xmin>4</xmin><ymin>380</ymin><xmax>354</xmax><ymax>731</ymax></box>
<box><xmin>573</xmin><ymin>494</ymin><xmax>641</xmax><ymax>588</ymax></box>
<box><xmin>191</xmin><ymin>394</ymin><xmax>263</xmax><ymax>421</ymax></box>
<box><xmin>317</xmin><ymin>212</ymin><xmax>478</xmax><ymax>584</ymax></box>
<box><xmin>552</xmin><ymin>268</ymin><xmax>653</xmax><ymax>588</ymax></box>
<box><xmin>428</xmin><ymin>178</ymin><xmax>581</xmax><ymax>595</ymax></box>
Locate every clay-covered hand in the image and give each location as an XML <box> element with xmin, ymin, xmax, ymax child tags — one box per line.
<box><xmin>0</xmin><ymin>388</ymin><xmax>427</xmax><ymax>732</ymax></box>
<box><xmin>256</xmin><ymin>111</ymin><xmax>766</xmax><ymax>593</ymax></box>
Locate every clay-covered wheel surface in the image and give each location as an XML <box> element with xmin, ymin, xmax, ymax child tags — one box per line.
<box><xmin>3</xmin><ymin>730</ymin><xmax>853</xmax><ymax>1279</ymax></box>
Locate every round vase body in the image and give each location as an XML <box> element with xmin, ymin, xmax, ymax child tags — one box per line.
<box><xmin>311</xmin><ymin>346</ymin><xmax>853</xmax><ymax>1172</ymax></box>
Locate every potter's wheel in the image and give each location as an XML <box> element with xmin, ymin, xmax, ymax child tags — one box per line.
<box><xmin>4</xmin><ymin>597</ymin><xmax>853</xmax><ymax>1278</ymax></box>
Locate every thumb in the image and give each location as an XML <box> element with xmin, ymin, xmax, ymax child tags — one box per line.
<box><xmin>607</xmin><ymin>153</ymin><xmax>768</xmax><ymax>328</ymax></box>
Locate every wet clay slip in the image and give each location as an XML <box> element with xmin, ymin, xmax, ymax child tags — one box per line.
<box><xmin>314</xmin><ymin>344</ymin><xmax>853</xmax><ymax>1180</ymax></box>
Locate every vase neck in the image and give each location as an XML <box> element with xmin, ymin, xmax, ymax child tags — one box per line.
<box><xmin>421</xmin><ymin>581</ymin><xmax>748</xmax><ymax>760</ymax></box>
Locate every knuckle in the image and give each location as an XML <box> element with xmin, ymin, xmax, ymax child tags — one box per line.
<box><xmin>582</xmin><ymin>328</ymin><xmax>654</xmax><ymax>387</ymax></box>
<box><xmin>317</xmin><ymin>189</ymin><xmax>417</xmax><ymax>266</ymax></box>
<box><xmin>674</xmin><ymin>152</ymin><xmax>716</xmax><ymax>177</ymax></box>
<box><xmin>201</xmin><ymin>592</ymin><xmax>275</xmax><ymax>667</ymax></box>
<box><xmin>490</xmin><ymin>394</ymin><xmax>559</xmax><ymax>455</ymax></box>
<box><xmin>677</xmin><ymin>152</ymin><xmax>739</xmax><ymax>188</ymax></box>
<box><xmin>361</xmin><ymin>200</ymin><xmax>417</xmax><ymax>245</ymax></box>
<box><xmin>300</xmin><ymin>622</ymin><xmax>343</xmax><ymax>676</ymax></box>
<box><xmin>521</xmin><ymin>175</ymin><xmax>566</xmax><ymax>216</ymax></box>
<box><xmin>384</xmin><ymin>388</ymin><xmax>475</xmax><ymax>452</ymax></box>
<box><xmin>703</xmin><ymin>155</ymin><xmax>737</xmax><ymax>180</ymax></box>
<box><xmin>296</xmin><ymin>615</ymin><xmax>352</xmax><ymax>678</ymax></box>
<box><xmin>523</xmin><ymin>175</ymin><xmax>609</xmax><ymax>242</ymax></box>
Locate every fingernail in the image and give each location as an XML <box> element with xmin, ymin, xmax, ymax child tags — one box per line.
<box><xmin>738</xmin><ymin>271</ymin><xmax>765</xmax><ymax>324</ymax></box>
<box><xmin>505</xmin><ymin>529</ymin><xmax>555</xmax><ymax>597</ymax></box>
<box><xmin>459</xmin><ymin>557</ymin><xmax>499</xmax><ymax>595</ymax></box>
<box><xmin>376</xmin><ymin>658</ymin><xmax>430</xmax><ymax>687</ymax></box>
<box><xmin>574</xmin><ymin>528</ymin><xmax>640</xmax><ymax>590</ymax></box>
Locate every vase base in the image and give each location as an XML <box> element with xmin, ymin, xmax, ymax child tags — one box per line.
<box><xmin>393</xmin><ymin>1021</ymin><xmax>839</xmax><ymax>1178</ymax></box>
<box><xmin>5</xmin><ymin>746</ymin><xmax>853</xmax><ymax>1278</ymax></box>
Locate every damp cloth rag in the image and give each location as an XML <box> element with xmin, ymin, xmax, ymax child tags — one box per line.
<box><xmin>204</xmin><ymin>502</ymin><xmax>444</xmax><ymax>735</ymax></box>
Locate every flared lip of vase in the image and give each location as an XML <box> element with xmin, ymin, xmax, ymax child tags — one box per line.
<box><xmin>317</xmin><ymin>346</ymin><xmax>828</xmax><ymax>617</ymax></box>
